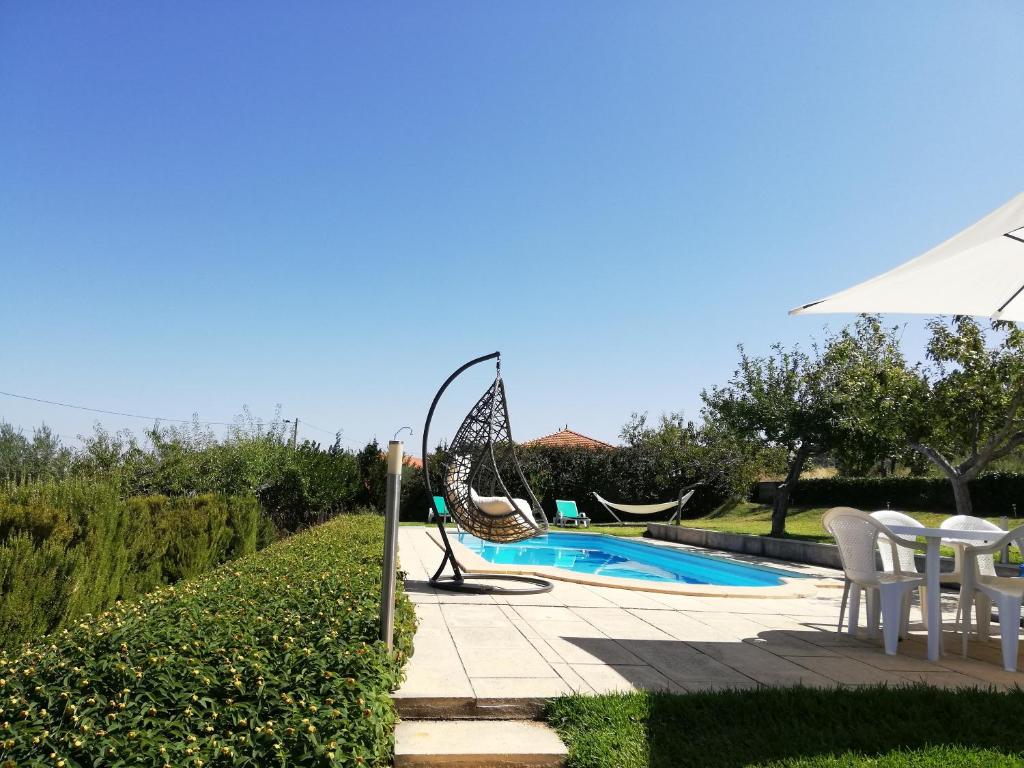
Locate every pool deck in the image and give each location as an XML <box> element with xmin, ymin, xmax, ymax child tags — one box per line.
<box><xmin>395</xmin><ymin>527</ymin><xmax>1024</xmax><ymax>714</ymax></box>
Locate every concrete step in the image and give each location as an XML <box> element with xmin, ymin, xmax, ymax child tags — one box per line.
<box><xmin>394</xmin><ymin>693</ymin><xmax>546</xmax><ymax>720</ymax></box>
<box><xmin>394</xmin><ymin>719</ymin><xmax>567</xmax><ymax>767</ymax></box>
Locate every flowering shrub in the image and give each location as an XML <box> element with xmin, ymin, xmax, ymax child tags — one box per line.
<box><xmin>0</xmin><ymin>513</ymin><xmax>415</xmax><ymax>767</ymax></box>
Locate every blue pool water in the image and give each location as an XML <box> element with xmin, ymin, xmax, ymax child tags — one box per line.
<box><xmin>456</xmin><ymin>532</ymin><xmax>803</xmax><ymax>586</ymax></box>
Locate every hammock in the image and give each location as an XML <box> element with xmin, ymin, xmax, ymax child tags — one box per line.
<box><xmin>592</xmin><ymin>485</ymin><xmax>699</xmax><ymax>525</ymax></box>
<box><xmin>422</xmin><ymin>352</ymin><xmax>552</xmax><ymax>594</ymax></box>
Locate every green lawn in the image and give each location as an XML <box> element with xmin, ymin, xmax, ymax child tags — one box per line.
<box><xmin>685</xmin><ymin>502</ymin><xmax>1024</xmax><ymax>563</ymax></box>
<box><xmin>547</xmin><ymin>687</ymin><xmax>1024</xmax><ymax>768</ymax></box>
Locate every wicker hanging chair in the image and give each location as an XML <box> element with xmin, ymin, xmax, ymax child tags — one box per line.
<box><xmin>422</xmin><ymin>352</ymin><xmax>553</xmax><ymax>594</ymax></box>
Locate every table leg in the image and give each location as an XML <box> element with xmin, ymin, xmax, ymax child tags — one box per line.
<box><xmin>926</xmin><ymin>539</ymin><xmax>942</xmax><ymax>661</ymax></box>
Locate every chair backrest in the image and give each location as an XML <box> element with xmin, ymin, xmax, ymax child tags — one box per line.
<box><xmin>940</xmin><ymin>515</ymin><xmax>1002</xmax><ymax>577</ymax></box>
<box><xmin>870</xmin><ymin>510</ymin><xmax>923</xmax><ymax>574</ymax></box>
<box><xmin>433</xmin><ymin>495</ymin><xmax>449</xmax><ymax>515</ymax></box>
<box><xmin>556</xmin><ymin>500</ymin><xmax>580</xmax><ymax>519</ymax></box>
<box><xmin>823</xmin><ymin>507</ymin><xmax>885</xmax><ymax>584</ymax></box>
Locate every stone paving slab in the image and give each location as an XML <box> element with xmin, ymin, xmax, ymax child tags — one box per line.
<box><xmin>569</xmin><ymin>662</ymin><xmax>679</xmax><ymax>694</ymax></box>
<box><xmin>395</xmin><ymin>719</ymin><xmax>567</xmax><ymax>767</ymax></box>
<box><xmin>395</xmin><ymin>528</ymin><xmax>1024</xmax><ymax>707</ymax></box>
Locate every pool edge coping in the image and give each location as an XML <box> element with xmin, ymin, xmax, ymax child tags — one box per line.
<box><xmin>425</xmin><ymin>529</ymin><xmax>823</xmax><ymax>599</ymax></box>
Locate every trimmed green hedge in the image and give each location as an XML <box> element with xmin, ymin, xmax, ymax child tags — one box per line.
<box><xmin>401</xmin><ymin>446</ymin><xmax>728</xmax><ymax>525</ymax></box>
<box><xmin>0</xmin><ymin>513</ymin><xmax>414</xmax><ymax>767</ymax></box>
<box><xmin>0</xmin><ymin>481</ymin><xmax>276</xmax><ymax>648</ymax></box>
<box><xmin>787</xmin><ymin>473</ymin><xmax>1024</xmax><ymax>515</ymax></box>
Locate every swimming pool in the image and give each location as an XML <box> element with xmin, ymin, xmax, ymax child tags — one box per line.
<box><xmin>455</xmin><ymin>532</ymin><xmax>803</xmax><ymax>587</ymax></box>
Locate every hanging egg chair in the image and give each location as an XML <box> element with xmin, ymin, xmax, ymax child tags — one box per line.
<box><xmin>422</xmin><ymin>352</ymin><xmax>553</xmax><ymax>594</ymax></box>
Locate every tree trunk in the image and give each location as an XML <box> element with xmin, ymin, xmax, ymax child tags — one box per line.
<box><xmin>951</xmin><ymin>476</ymin><xmax>974</xmax><ymax>517</ymax></box>
<box><xmin>770</xmin><ymin>445</ymin><xmax>810</xmax><ymax>537</ymax></box>
<box><xmin>910</xmin><ymin>442</ymin><xmax>974</xmax><ymax>517</ymax></box>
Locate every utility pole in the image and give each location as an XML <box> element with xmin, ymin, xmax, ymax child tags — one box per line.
<box><xmin>284</xmin><ymin>418</ymin><xmax>299</xmax><ymax>448</ymax></box>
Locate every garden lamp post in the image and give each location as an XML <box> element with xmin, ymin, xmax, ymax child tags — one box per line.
<box><xmin>379</xmin><ymin>440</ymin><xmax>403</xmax><ymax>649</ymax></box>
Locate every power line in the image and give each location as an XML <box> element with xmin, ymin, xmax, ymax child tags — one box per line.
<box><xmin>0</xmin><ymin>388</ymin><xmax>371</xmax><ymax>447</ymax></box>
<box><xmin>300</xmin><ymin>420</ymin><xmax>366</xmax><ymax>447</ymax></box>
<box><xmin>301</xmin><ymin>420</ymin><xmax>338</xmax><ymax>435</ymax></box>
<box><xmin>0</xmin><ymin>389</ymin><xmax>242</xmax><ymax>427</ymax></box>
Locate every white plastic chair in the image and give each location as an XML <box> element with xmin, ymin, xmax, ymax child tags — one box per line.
<box><xmin>940</xmin><ymin>515</ymin><xmax>1001</xmax><ymax>637</ymax></box>
<box><xmin>823</xmin><ymin>507</ymin><xmax>926</xmax><ymax>655</ymax></box>
<box><xmin>870</xmin><ymin>510</ymin><xmax>929</xmax><ymax>635</ymax></box>
<box><xmin>941</xmin><ymin>515</ymin><xmax>1001</xmax><ymax>579</ymax></box>
<box><xmin>950</xmin><ymin>520</ymin><xmax>1024</xmax><ymax>671</ymax></box>
<box><xmin>836</xmin><ymin>510</ymin><xmax>926</xmax><ymax>636</ymax></box>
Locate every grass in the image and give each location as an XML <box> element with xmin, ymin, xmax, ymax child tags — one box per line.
<box><xmin>684</xmin><ymin>502</ymin><xmax>1024</xmax><ymax>563</ymax></box>
<box><xmin>546</xmin><ymin>687</ymin><xmax>1024</xmax><ymax>768</ymax></box>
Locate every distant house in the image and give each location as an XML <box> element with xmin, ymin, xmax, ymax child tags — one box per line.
<box><xmin>521</xmin><ymin>426</ymin><xmax>615</xmax><ymax>451</ymax></box>
<box><xmin>379</xmin><ymin>451</ymin><xmax>424</xmax><ymax>470</ymax></box>
<box><xmin>401</xmin><ymin>428</ymin><xmax>614</xmax><ymax>466</ymax></box>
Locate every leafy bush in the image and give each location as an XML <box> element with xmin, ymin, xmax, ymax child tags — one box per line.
<box><xmin>256</xmin><ymin>443</ymin><xmax>362</xmax><ymax>533</ymax></box>
<box><xmin>0</xmin><ymin>514</ymin><xmax>413</xmax><ymax>767</ymax></box>
<box><xmin>516</xmin><ymin>445</ymin><xmax>729</xmax><ymax>524</ymax></box>
<box><xmin>786</xmin><ymin>473</ymin><xmax>1024</xmax><ymax>516</ymax></box>
<box><xmin>402</xmin><ymin>440</ymin><xmax>749</xmax><ymax>526</ymax></box>
<box><xmin>0</xmin><ymin>481</ymin><xmax>272</xmax><ymax>648</ymax></box>
<box><xmin>1</xmin><ymin>417</ymin><xmax>370</xmax><ymax>530</ymax></box>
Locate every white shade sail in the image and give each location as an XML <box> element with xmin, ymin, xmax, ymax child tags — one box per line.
<box><xmin>791</xmin><ymin>192</ymin><xmax>1024</xmax><ymax>321</ymax></box>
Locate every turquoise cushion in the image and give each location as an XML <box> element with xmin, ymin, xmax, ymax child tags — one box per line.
<box><xmin>555</xmin><ymin>499</ymin><xmax>579</xmax><ymax>518</ymax></box>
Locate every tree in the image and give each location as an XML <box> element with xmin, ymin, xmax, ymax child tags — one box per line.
<box><xmin>355</xmin><ymin>440</ymin><xmax>388</xmax><ymax>509</ymax></box>
<box><xmin>702</xmin><ymin>317</ymin><xmax>920</xmax><ymax>536</ymax></box>
<box><xmin>815</xmin><ymin>316</ymin><xmax>927</xmax><ymax>478</ymax></box>
<box><xmin>620</xmin><ymin>411</ymin><xmax>774</xmax><ymax>504</ymax></box>
<box><xmin>702</xmin><ymin>341</ymin><xmax>828</xmax><ymax>536</ymax></box>
<box><xmin>0</xmin><ymin>422</ymin><xmax>30</xmax><ymax>482</ymax></box>
<box><xmin>909</xmin><ymin>316</ymin><xmax>1024</xmax><ymax>516</ymax></box>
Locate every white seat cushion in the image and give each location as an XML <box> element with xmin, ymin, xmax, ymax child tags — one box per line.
<box><xmin>470</xmin><ymin>489</ymin><xmax>538</xmax><ymax>527</ymax></box>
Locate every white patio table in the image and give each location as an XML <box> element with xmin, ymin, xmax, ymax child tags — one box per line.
<box><xmin>886</xmin><ymin>525</ymin><xmax>1014</xmax><ymax>661</ymax></box>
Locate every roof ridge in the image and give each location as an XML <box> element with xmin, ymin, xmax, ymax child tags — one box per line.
<box><xmin>521</xmin><ymin>426</ymin><xmax>615</xmax><ymax>450</ymax></box>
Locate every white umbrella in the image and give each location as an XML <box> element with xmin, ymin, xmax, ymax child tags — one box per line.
<box><xmin>791</xmin><ymin>192</ymin><xmax>1024</xmax><ymax>320</ymax></box>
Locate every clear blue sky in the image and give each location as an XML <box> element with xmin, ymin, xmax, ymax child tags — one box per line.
<box><xmin>2</xmin><ymin>2</ymin><xmax>1022</xmax><ymax>450</ymax></box>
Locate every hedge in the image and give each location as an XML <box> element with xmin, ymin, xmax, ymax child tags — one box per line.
<box><xmin>0</xmin><ymin>513</ymin><xmax>414</xmax><ymax>767</ymax></box>
<box><xmin>400</xmin><ymin>446</ymin><xmax>729</xmax><ymax>525</ymax></box>
<box><xmin>782</xmin><ymin>473</ymin><xmax>1024</xmax><ymax>516</ymax></box>
<box><xmin>0</xmin><ymin>481</ymin><xmax>276</xmax><ymax>648</ymax></box>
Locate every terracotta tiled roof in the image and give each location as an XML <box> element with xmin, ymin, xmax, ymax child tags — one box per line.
<box><xmin>378</xmin><ymin>451</ymin><xmax>424</xmax><ymax>470</ymax></box>
<box><xmin>521</xmin><ymin>427</ymin><xmax>615</xmax><ymax>450</ymax></box>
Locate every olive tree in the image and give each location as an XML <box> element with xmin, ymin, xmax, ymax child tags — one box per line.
<box><xmin>702</xmin><ymin>317</ymin><xmax>920</xmax><ymax>535</ymax></box>
<box><xmin>909</xmin><ymin>316</ymin><xmax>1024</xmax><ymax>516</ymax></box>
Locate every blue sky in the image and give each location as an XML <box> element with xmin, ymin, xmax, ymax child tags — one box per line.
<box><xmin>2</xmin><ymin>2</ymin><xmax>1022</xmax><ymax>450</ymax></box>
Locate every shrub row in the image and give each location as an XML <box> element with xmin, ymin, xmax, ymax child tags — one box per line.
<box><xmin>784</xmin><ymin>473</ymin><xmax>1024</xmax><ymax>515</ymax></box>
<box><xmin>0</xmin><ymin>513</ymin><xmax>414</xmax><ymax>767</ymax></box>
<box><xmin>401</xmin><ymin>446</ymin><xmax>730</xmax><ymax>525</ymax></box>
<box><xmin>0</xmin><ymin>481</ymin><xmax>275</xmax><ymax>648</ymax></box>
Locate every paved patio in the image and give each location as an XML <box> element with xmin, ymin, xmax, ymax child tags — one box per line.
<box><xmin>395</xmin><ymin>528</ymin><xmax>1024</xmax><ymax>712</ymax></box>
